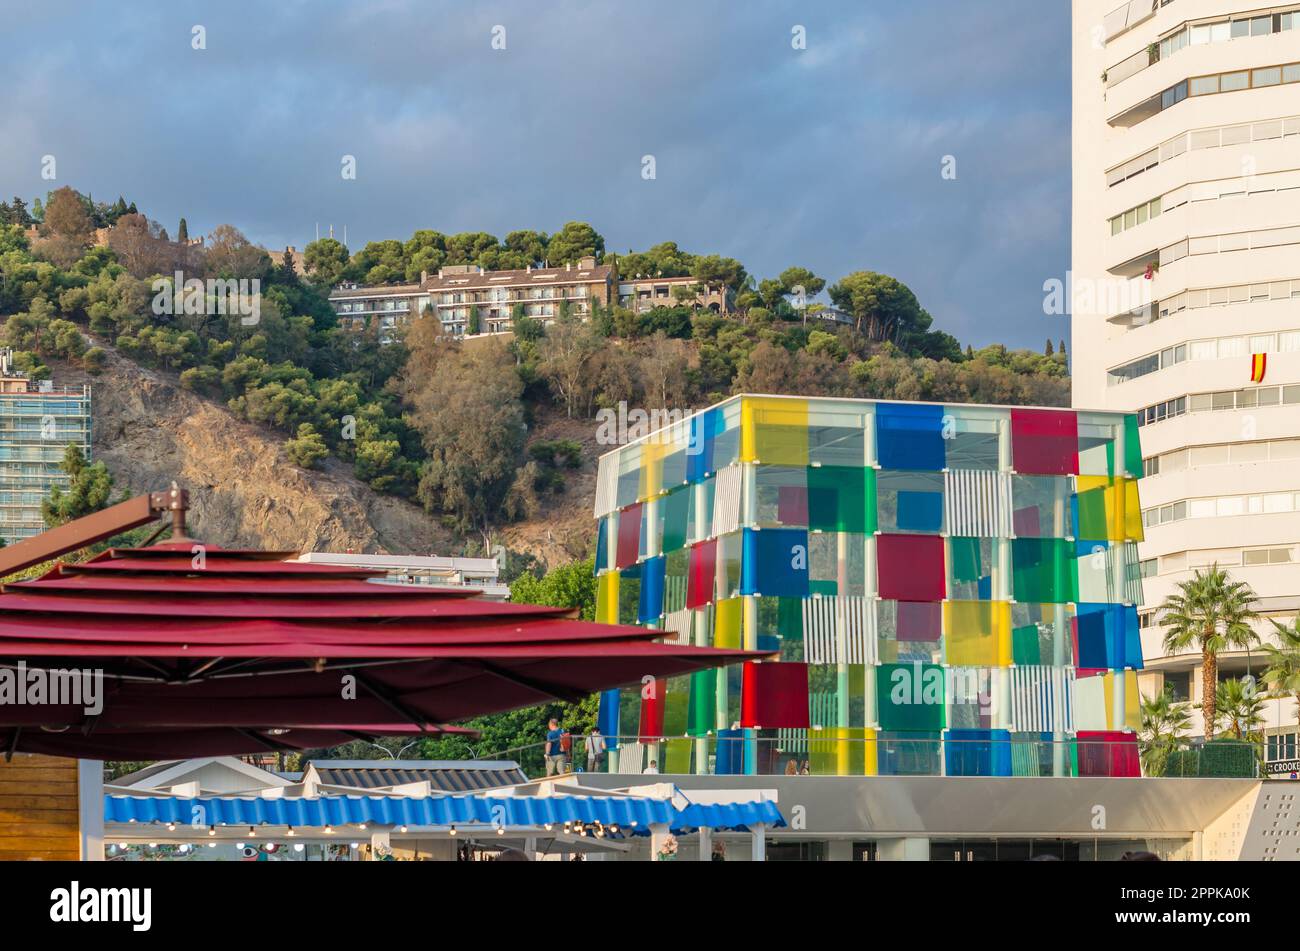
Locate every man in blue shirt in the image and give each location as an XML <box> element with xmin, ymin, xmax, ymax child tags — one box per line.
<box><xmin>544</xmin><ymin>718</ymin><xmax>566</xmax><ymax>776</ymax></box>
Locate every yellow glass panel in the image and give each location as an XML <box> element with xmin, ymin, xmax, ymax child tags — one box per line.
<box><xmin>741</xmin><ymin>396</ymin><xmax>809</xmax><ymax>465</ymax></box>
<box><xmin>1103</xmin><ymin>671</ymin><xmax>1115</xmax><ymax>727</ymax></box>
<box><xmin>1077</xmin><ymin>474</ymin><xmax>1144</xmax><ymax>542</ymax></box>
<box><xmin>638</xmin><ymin>436</ymin><xmax>671</xmax><ymax>502</ymax></box>
<box><xmin>596</xmin><ymin>571</ymin><xmax>619</xmax><ymax>624</ymax></box>
<box><xmin>714</xmin><ymin>597</ymin><xmax>743</xmax><ymax>649</ymax></box>
<box><xmin>943</xmin><ymin>601</ymin><xmax>1012</xmax><ymax>666</ymax></box>
<box><xmin>1122</xmin><ymin>479</ymin><xmax>1144</xmax><ymax>542</ymax></box>
<box><xmin>1125</xmin><ymin>671</ymin><xmax>1141</xmax><ymax>732</ymax></box>
<box><xmin>809</xmin><ymin>726</ymin><xmax>877</xmax><ymax>776</ymax></box>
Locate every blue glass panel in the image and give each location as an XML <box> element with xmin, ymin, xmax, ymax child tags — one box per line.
<box><xmin>876</xmin><ymin>402</ymin><xmax>945</xmax><ymax>471</ymax></box>
<box><xmin>598</xmin><ymin>690</ymin><xmax>621</xmax><ymax>748</ymax></box>
<box><xmin>1122</xmin><ymin>604</ymin><xmax>1143</xmax><ymax>669</ymax></box>
<box><xmin>715</xmin><ymin>728</ymin><xmax>746</xmax><ymax>775</ymax></box>
<box><xmin>945</xmin><ymin>728</ymin><xmax>1013</xmax><ymax>776</ymax></box>
<box><xmin>1074</xmin><ymin>603</ymin><xmax>1113</xmax><ymax>668</ymax></box>
<box><xmin>687</xmin><ymin>407</ymin><xmax>725</xmax><ymax>483</ymax></box>
<box><xmin>594</xmin><ymin>520</ymin><xmax>608</xmax><ymax>574</ymax></box>
<box><xmin>740</xmin><ymin>527</ymin><xmax>810</xmax><ymax>598</ymax></box>
<box><xmin>1076</xmin><ymin>602</ymin><xmax>1141</xmax><ymax>669</ymax></box>
<box><xmin>638</xmin><ymin>555</ymin><xmax>666</xmax><ymax>623</ymax></box>
<box><xmin>895</xmin><ymin>490</ymin><xmax>943</xmax><ymax>532</ymax></box>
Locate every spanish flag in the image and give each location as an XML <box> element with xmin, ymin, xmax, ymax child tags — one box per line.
<box><xmin>1251</xmin><ymin>353</ymin><xmax>1267</xmax><ymax>383</ymax></box>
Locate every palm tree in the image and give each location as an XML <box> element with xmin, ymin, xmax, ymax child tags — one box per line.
<box><xmin>1213</xmin><ymin>676</ymin><xmax>1265</xmax><ymax>740</ymax></box>
<box><xmin>1139</xmin><ymin>686</ymin><xmax>1191</xmax><ymax>776</ymax></box>
<box><xmin>1158</xmin><ymin>566</ymin><xmax>1258</xmax><ymax>735</ymax></box>
<box><xmin>1262</xmin><ymin>617</ymin><xmax>1300</xmax><ymax>724</ymax></box>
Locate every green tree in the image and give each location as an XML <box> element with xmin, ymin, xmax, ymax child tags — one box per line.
<box><xmin>827</xmin><ymin>271</ymin><xmax>933</xmax><ymax>346</ymax></box>
<box><xmin>1158</xmin><ymin>567</ymin><xmax>1259</xmax><ymax>735</ymax></box>
<box><xmin>42</xmin><ymin>187</ymin><xmax>93</xmax><ymax>240</ymax></box>
<box><xmin>1138</xmin><ymin>686</ymin><xmax>1191</xmax><ymax>776</ymax></box>
<box><xmin>177</xmin><ymin>218</ymin><xmax>189</xmax><ymax>243</ymax></box>
<box><xmin>509</xmin><ymin>557</ymin><xmax>597</xmax><ymax>620</ymax></box>
<box><xmin>285</xmin><ymin>422</ymin><xmax>329</xmax><ymax>469</ymax></box>
<box><xmin>544</xmin><ymin>221</ymin><xmax>604</xmax><ymax>264</ymax></box>
<box><xmin>407</xmin><ymin>341</ymin><xmax>529</xmax><ymax>548</ymax></box>
<box><xmin>302</xmin><ymin>238</ymin><xmax>350</xmax><ymax>287</ymax></box>
<box><xmin>1214</xmin><ymin>676</ymin><xmax>1265</xmax><ymax>740</ymax></box>
<box><xmin>41</xmin><ymin>444</ymin><xmax>113</xmax><ymax>528</ymax></box>
<box><xmin>1261</xmin><ymin>617</ymin><xmax>1300</xmax><ymax>724</ymax></box>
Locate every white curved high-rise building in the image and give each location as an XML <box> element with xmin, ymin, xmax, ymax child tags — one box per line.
<box><xmin>1072</xmin><ymin>1</ymin><xmax>1300</xmax><ymax>765</ymax></box>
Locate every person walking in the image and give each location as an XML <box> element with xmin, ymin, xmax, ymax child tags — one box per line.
<box><xmin>585</xmin><ymin>727</ymin><xmax>606</xmax><ymax>773</ymax></box>
<box><xmin>544</xmin><ymin>718</ymin><xmax>565</xmax><ymax>776</ymax></box>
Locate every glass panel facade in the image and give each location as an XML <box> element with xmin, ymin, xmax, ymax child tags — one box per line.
<box><xmin>593</xmin><ymin>396</ymin><xmax>1145</xmax><ymax>776</ymax></box>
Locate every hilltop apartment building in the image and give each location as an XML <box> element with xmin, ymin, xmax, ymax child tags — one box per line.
<box><xmin>328</xmin><ymin>256</ymin><xmax>731</xmax><ymax>343</ymax></box>
<box><xmin>0</xmin><ymin>348</ymin><xmax>92</xmax><ymax>541</ymax></box>
<box><xmin>1072</xmin><ymin>0</ymin><xmax>1300</xmax><ymax>759</ymax></box>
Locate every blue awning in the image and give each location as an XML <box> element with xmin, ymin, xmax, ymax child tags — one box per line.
<box><xmin>105</xmin><ymin>794</ymin><xmax>784</xmax><ymax>833</ymax></box>
<box><xmin>674</xmin><ymin>800</ymin><xmax>785</xmax><ymax>832</ymax></box>
<box><xmin>105</xmin><ymin>794</ymin><xmax>674</xmax><ymax>829</ymax></box>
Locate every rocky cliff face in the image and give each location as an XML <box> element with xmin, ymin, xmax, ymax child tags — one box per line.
<box><xmin>50</xmin><ymin>350</ymin><xmax>459</xmax><ymax>555</ymax></box>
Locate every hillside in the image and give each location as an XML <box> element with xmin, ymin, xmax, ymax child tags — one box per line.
<box><xmin>49</xmin><ymin>348</ymin><xmax>464</xmax><ymax>555</ymax></box>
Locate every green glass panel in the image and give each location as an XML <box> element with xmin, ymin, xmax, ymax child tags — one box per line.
<box><xmin>1011</xmin><ymin>733</ymin><xmax>1045</xmax><ymax>776</ymax></box>
<box><xmin>876</xmin><ymin>663</ymin><xmax>946</xmax><ymax>731</ymax></box>
<box><xmin>778</xmin><ymin>596</ymin><xmax>804</xmax><ymax>642</ymax></box>
<box><xmin>950</xmin><ymin>536</ymin><xmax>983</xmax><ymax>583</ymax></box>
<box><xmin>1011</xmin><ymin>538</ymin><xmax>1077</xmax><ymax>603</ymax></box>
<box><xmin>617</xmin><ymin>569</ymin><xmax>642</xmax><ymax>625</ymax></box>
<box><xmin>661</xmin><ymin>675</ymin><xmax>691</xmax><ymax>736</ymax></box>
<box><xmin>663</xmin><ymin>737</ymin><xmax>693</xmax><ymax>774</ymax></box>
<box><xmin>807</xmin><ymin>465</ymin><xmax>874</xmax><ymax>533</ymax></box>
<box><xmin>1012</xmin><ymin>624</ymin><xmax>1042</xmax><ymax>665</ymax></box>
<box><xmin>1075</xmin><ymin>484</ymin><xmax>1108</xmax><ymax>540</ymax></box>
<box><xmin>663</xmin><ymin>549</ymin><xmax>688</xmax><ymax>614</ymax></box>
<box><xmin>661</xmin><ymin>486</ymin><xmax>690</xmax><ymax>553</ymax></box>
<box><xmin>687</xmin><ymin>669</ymin><xmax>715</xmax><ymax>736</ymax></box>
<box><xmin>618</xmin><ymin>685</ymin><xmax>641</xmax><ymax>739</ymax></box>
<box><xmin>1124</xmin><ymin>414</ymin><xmax>1143</xmax><ymax>479</ymax></box>
<box><xmin>810</xmin><ymin>579</ymin><xmax>839</xmax><ymax>597</ymax></box>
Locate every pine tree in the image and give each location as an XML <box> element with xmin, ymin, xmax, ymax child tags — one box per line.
<box><xmin>1058</xmin><ymin>339</ymin><xmax>1067</xmax><ymax>358</ymax></box>
<box><xmin>1045</xmin><ymin>339</ymin><xmax>1054</xmax><ymax>356</ymax></box>
<box><xmin>177</xmin><ymin>218</ymin><xmax>188</xmax><ymax>243</ymax></box>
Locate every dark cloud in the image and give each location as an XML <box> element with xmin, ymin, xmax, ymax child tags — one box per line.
<box><xmin>0</xmin><ymin>0</ymin><xmax>1070</xmax><ymax>348</ymax></box>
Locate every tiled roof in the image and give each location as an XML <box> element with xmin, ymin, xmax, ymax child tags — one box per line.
<box><xmin>310</xmin><ymin>760</ymin><xmax>527</xmax><ymax>792</ymax></box>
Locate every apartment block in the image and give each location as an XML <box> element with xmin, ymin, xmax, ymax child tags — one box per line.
<box><xmin>0</xmin><ymin>348</ymin><xmax>92</xmax><ymax>541</ymax></box>
<box><xmin>329</xmin><ymin>256</ymin><xmax>732</xmax><ymax>342</ymax></box>
<box><xmin>618</xmin><ymin>274</ymin><xmax>729</xmax><ymax>315</ymax></box>
<box><xmin>1073</xmin><ymin>0</ymin><xmax>1300</xmax><ymax>757</ymax></box>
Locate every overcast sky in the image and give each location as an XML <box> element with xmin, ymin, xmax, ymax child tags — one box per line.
<box><xmin>0</xmin><ymin>0</ymin><xmax>1073</xmax><ymax>349</ymax></box>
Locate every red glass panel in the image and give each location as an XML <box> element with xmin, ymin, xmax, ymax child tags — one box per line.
<box><xmin>740</xmin><ymin>661</ymin><xmax>810</xmax><ymax>729</ymax></box>
<box><xmin>1011</xmin><ymin>409</ymin><xmax>1079</xmax><ymax>476</ymax></box>
<box><xmin>616</xmin><ymin>503</ymin><xmax>643</xmax><ymax>569</ymax></box>
<box><xmin>686</xmin><ymin>539</ymin><xmax>718</xmax><ymax>609</ymax></box>
<box><xmin>877</xmin><ymin>534</ymin><xmax>945</xmax><ymax>602</ymax></box>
